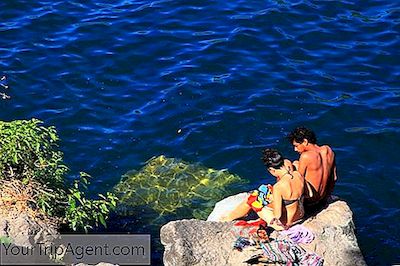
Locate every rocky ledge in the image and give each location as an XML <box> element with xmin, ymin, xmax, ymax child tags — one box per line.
<box><xmin>0</xmin><ymin>212</ymin><xmax>58</xmax><ymax>247</ymax></box>
<box><xmin>161</xmin><ymin>194</ymin><xmax>366</xmax><ymax>266</ymax></box>
<box><xmin>0</xmin><ymin>212</ymin><xmax>115</xmax><ymax>266</ymax></box>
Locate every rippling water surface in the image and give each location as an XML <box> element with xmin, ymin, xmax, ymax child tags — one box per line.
<box><xmin>1</xmin><ymin>0</ymin><xmax>400</xmax><ymax>264</ymax></box>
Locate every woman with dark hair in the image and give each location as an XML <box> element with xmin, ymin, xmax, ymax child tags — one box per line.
<box><xmin>220</xmin><ymin>148</ymin><xmax>308</xmax><ymax>230</ymax></box>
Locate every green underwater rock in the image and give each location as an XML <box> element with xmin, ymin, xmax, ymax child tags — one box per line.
<box><xmin>114</xmin><ymin>155</ymin><xmax>247</xmax><ymax>220</ymax></box>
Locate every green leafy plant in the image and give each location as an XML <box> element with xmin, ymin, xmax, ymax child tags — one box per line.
<box><xmin>0</xmin><ymin>119</ymin><xmax>118</xmax><ymax>231</ymax></box>
<box><xmin>0</xmin><ymin>119</ymin><xmax>66</xmax><ymax>183</ymax></box>
<box><xmin>66</xmin><ymin>172</ymin><xmax>118</xmax><ymax>232</ymax></box>
<box><xmin>0</xmin><ymin>119</ymin><xmax>67</xmax><ymax>216</ymax></box>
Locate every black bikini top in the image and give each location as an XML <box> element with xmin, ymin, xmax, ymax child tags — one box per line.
<box><xmin>281</xmin><ymin>171</ymin><xmax>303</xmax><ymax>206</ymax></box>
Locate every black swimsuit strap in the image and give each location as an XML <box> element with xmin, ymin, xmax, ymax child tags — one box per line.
<box><xmin>282</xmin><ymin>171</ymin><xmax>302</xmax><ymax>206</ymax></box>
<box><xmin>283</xmin><ymin>198</ymin><xmax>299</xmax><ymax>206</ymax></box>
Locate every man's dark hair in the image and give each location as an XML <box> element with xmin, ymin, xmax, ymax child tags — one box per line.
<box><xmin>287</xmin><ymin>126</ymin><xmax>317</xmax><ymax>144</ymax></box>
<box><xmin>261</xmin><ymin>148</ymin><xmax>284</xmax><ymax>169</ymax></box>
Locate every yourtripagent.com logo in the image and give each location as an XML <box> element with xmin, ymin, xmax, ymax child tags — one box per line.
<box><xmin>0</xmin><ymin>234</ymin><xmax>150</xmax><ymax>265</ymax></box>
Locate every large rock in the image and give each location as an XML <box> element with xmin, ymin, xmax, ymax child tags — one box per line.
<box><xmin>160</xmin><ymin>194</ymin><xmax>366</xmax><ymax>266</ymax></box>
<box><xmin>0</xmin><ymin>212</ymin><xmax>58</xmax><ymax>247</ymax></box>
<box><xmin>300</xmin><ymin>201</ymin><xmax>365</xmax><ymax>265</ymax></box>
<box><xmin>0</xmin><ymin>212</ymin><xmax>118</xmax><ymax>266</ymax></box>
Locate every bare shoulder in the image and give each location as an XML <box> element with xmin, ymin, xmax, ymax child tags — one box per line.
<box><xmin>299</xmin><ymin>150</ymin><xmax>317</xmax><ymax>161</ymax></box>
<box><xmin>284</xmin><ymin>158</ymin><xmax>292</xmax><ymax>165</ymax></box>
<box><xmin>273</xmin><ymin>180</ymin><xmax>286</xmax><ymax>191</ymax></box>
<box><xmin>321</xmin><ymin>145</ymin><xmax>335</xmax><ymax>156</ymax></box>
<box><xmin>284</xmin><ymin>159</ymin><xmax>294</xmax><ymax>170</ymax></box>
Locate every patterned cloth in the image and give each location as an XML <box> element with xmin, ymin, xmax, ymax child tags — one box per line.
<box><xmin>260</xmin><ymin>239</ymin><xmax>324</xmax><ymax>266</ymax></box>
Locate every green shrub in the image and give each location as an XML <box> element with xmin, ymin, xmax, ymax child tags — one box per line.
<box><xmin>0</xmin><ymin>119</ymin><xmax>117</xmax><ymax>231</ymax></box>
<box><xmin>66</xmin><ymin>172</ymin><xmax>118</xmax><ymax>232</ymax></box>
<box><xmin>0</xmin><ymin>119</ymin><xmax>67</xmax><ymax>215</ymax></box>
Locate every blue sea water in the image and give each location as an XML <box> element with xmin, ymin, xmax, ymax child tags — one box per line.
<box><xmin>1</xmin><ymin>0</ymin><xmax>399</xmax><ymax>264</ymax></box>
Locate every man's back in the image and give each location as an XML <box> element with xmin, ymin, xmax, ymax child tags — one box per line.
<box><xmin>319</xmin><ymin>145</ymin><xmax>336</xmax><ymax>200</ymax></box>
<box><xmin>301</xmin><ymin>144</ymin><xmax>336</xmax><ymax>203</ymax></box>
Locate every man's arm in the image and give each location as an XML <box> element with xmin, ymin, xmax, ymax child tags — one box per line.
<box><xmin>298</xmin><ymin>153</ymin><xmax>315</xmax><ymax>198</ymax></box>
<box><xmin>305</xmin><ymin>181</ymin><xmax>314</xmax><ymax>198</ymax></box>
<box><xmin>333</xmin><ymin>158</ymin><xmax>338</xmax><ymax>181</ymax></box>
<box><xmin>297</xmin><ymin>153</ymin><xmax>309</xmax><ymax>177</ymax></box>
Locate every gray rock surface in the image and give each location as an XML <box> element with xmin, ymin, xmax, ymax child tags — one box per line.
<box><xmin>161</xmin><ymin>195</ymin><xmax>366</xmax><ymax>266</ymax></box>
<box><xmin>0</xmin><ymin>212</ymin><xmax>58</xmax><ymax>247</ymax></box>
<box><xmin>300</xmin><ymin>201</ymin><xmax>365</xmax><ymax>266</ymax></box>
<box><xmin>0</xmin><ymin>213</ymin><xmax>119</xmax><ymax>266</ymax></box>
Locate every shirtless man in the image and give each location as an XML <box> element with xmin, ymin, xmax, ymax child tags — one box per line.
<box><xmin>287</xmin><ymin>127</ymin><xmax>337</xmax><ymax>207</ymax></box>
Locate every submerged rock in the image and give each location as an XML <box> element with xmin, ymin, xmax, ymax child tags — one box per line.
<box><xmin>114</xmin><ymin>155</ymin><xmax>246</xmax><ymax>220</ymax></box>
<box><xmin>161</xmin><ymin>194</ymin><xmax>366</xmax><ymax>266</ymax></box>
